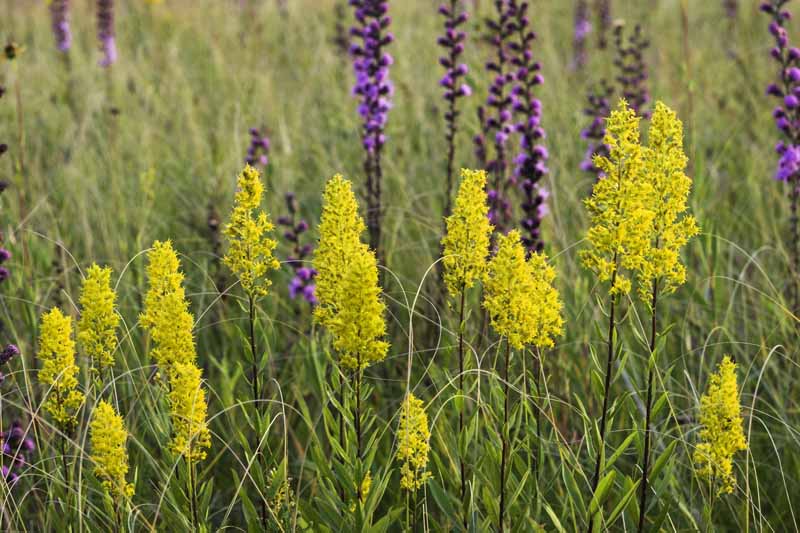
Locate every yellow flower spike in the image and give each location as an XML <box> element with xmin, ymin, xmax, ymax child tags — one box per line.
<box><xmin>441</xmin><ymin>168</ymin><xmax>494</xmax><ymax>298</ymax></box>
<box><xmin>223</xmin><ymin>165</ymin><xmax>280</xmax><ymax>299</ymax></box>
<box><xmin>78</xmin><ymin>264</ymin><xmax>119</xmax><ymax>372</ymax></box>
<box><xmin>168</xmin><ymin>362</ymin><xmax>211</xmax><ymax>462</ymax></box>
<box><xmin>693</xmin><ymin>355</ymin><xmax>747</xmax><ymax>496</ymax></box>
<box><xmin>140</xmin><ymin>240</ymin><xmax>197</xmax><ymax>370</ymax></box>
<box><xmin>580</xmin><ymin>99</ymin><xmax>655</xmax><ymax>296</ymax></box>
<box><xmin>396</xmin><ymin>393</ymin><xmax>432</xmax><ymax>492</ymax></box>
<box><xmin>38</xmin><ymin>308</ymin><xmax>85</xmax><ymax>434</ymax></box>
<box><xmin>90</xmin><ymin>400</ymin><xmax>134</xmax><ymax>501</ymax></box>
<box><xmin>637</xmin><ymin>101</ymin><xmax>699</xmax><ymax>303</ymax></box>
<box><xmin>483</xmin><ymin>230</ymin><xmax>563</xmax><ymax>350</ymax></box>
<box><xmin>314</xmin><ymin>175</ymin><xmax>388</xmax><ymax>371</ymax></box>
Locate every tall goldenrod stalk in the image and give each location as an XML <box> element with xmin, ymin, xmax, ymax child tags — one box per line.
<box><xmin>635</xmin><ymin>102</ymin><xmax>698</xmax><ymax>531</ymax></box>
<box><xmin>78</xmin><ymin>264</ymin><xmax>119</xmax><ymax>397</ymax></box>
<box><xmin>396</xmin><ymin>393</ymin><xmax>432</xmax><ymax>529</ymax></box>
<box><xmin>90</xmin><ymin>400</ymin><xmax>133</xmax><ymax>532</ymax></box>
<box><xmin>580</xmin><ymin>100</ymin><xmax>654</xmax><ymax>532</ymax></box>
<box><xmin>222</xmin><ymin>164</ymin><xmax>280</xmax><ymax>405</ymax></box>
<box><xmin>484</xmin><ymin>230</ymin><xmax>562</xmax><ymax>530</ymax></box>
<box><xmin>441</xmin><ymin>168</ymin><xmax>492</xmax><ymax>523</ymax></box>
<box><xmin>314</xmin><ymin>175</ymin><xmax>388</xmax><ymax>509</ymax></box>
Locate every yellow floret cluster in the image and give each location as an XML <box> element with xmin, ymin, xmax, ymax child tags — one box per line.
<box><xmin>78</xmin><ymin>264</ymin><xmax>119</xmax><ymax>371</ymax></box>
<box><xmin>90</xmin><ymin>400</ymin><xmax>134</xmax><ymax>500</ymax></box>
<box><xmin>396</xmin><ymin>393</ymin><xmax>432</xmax><ymax>492</ymax></box>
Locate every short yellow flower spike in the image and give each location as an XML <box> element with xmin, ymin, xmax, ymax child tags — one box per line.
<box><xmin>140</xmin><ymin>240</ymin><xmax>197</xmax><ymax>370</ymax></box>
<box><xmin>78</xmin><ymin>264</ymin><xmax>119</xmax><ymax>371</ymax></box>
<box><xmin>90</xmin><ymin>400</ymin><xmax>134</xmax><ymax>501</ymax></box>
<box><xmin>396</xmin><ymin>393</ymin><xmax>432</xmax><ymax>492</ymax></box>
<box><xmin>580</xmin><ymin>99</ymin><xmax>655</xmax><ymax>296</ymax></box>
<box><xmin>483</xmin><ymin>230</ymin><xmax>563</xmax><ymax>350</ymax></box>
<box><xmin>693</xmin><ymin>355</ymin><xmax>747</xmax><ymax>496</ymax></box>
<box><xmin>441</xmin><ymin>168</ymin><xmax>494</xmax><ymax>298</ymax></box>
<box><xmin>168</xmin><ymin>362</ymin><xmax>211</xmax><ymax>462</ymax></box>
<box><xmin>223</xmin><ymin>165</ymin><xmax>280</xmax><ymax>299</ymax></box>
<box><xmin>637</xmin><ymin>101</ymin><xmax>699</xmax><ymax>303</ymax></box>
<box><xmin>314</xmin><ymin>175</ymin><xmax>388</xmax><ymax>371</ymax></box>
<box><xmin>38</xmin><ymin>308</ymin><xmax>85</xmax><ymax>433</ymax></box>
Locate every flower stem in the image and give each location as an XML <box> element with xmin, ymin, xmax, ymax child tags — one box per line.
<box><xmin>457</xmin><ymin>285</ymin><xmax>467</xmax><ymax>528</ymax></box>
<box><xmin>499</xmin><ymin>339</ymin><xmax>510</xmax><ymax>531</ymax></box>
<box><xmin>637</xmin><ymin>278</ymin><xmax>659</xmax><ymax>532</ymax></box>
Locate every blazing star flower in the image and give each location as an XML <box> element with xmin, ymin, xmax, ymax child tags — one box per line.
<box><xmin>573</xmin><ymin>0</ymin><xmax>591</xmax><ymax>69</ymax></box>
<box><xmin>581</xmin><ymin>79</ymin><xmax>614</xmax><ymax>177</ymax></box>
<box><xmin>97</xmin><ymin>0</ymin><xmax>117</xmax><ymax>67</ymax></box>
<box><xmin>50</xmin><ymin>0</ymin><xmax>71</xmax><ymax>52</ymax></box>
<box><xmin>475</xmin><ymin>0</ymin><xmax>517</xmax><ymax>233</ymax></box>
<box><xmin>693</xmin><ymin>355</ymin><xmax>747</xmax><ymax>495</ymax></box>
<box><xmin>245</xmin><ymin>127</ymin><xmax>270</xmax><ymax>169</ymax></box>
<box><xmin>595</xmin><ymin>0</ymin><xmax>612</xmax><ymax>49</ymax></box>
<box><xmin>509</xmin><ymin>0</ymin><xmax>549</xmax><ymax>254</ymax></box>
<box><xmin>396</xmin><ymin>393</ymin><xmax>432</xmax><ymax>492</ymax></box>
<box><xmin>278</xmin><ymin>192</ymin><xmax>317</xmax><ymax>305</ymax></box>
<box><xmin>613</xmin><ymin>24</ymin><xmax>650</xmax><ymax>119</ymax></box>
<box><xmin>90</xmin><ymin>400</ymin><xmax>134</xmax><ymax>501</ymax></box>
<box><xmin>0</xmin><ymin>420</ymin><xmax>34</xmax><ymax>485</ymax></box>
<box><xmin>438</xmin><ymin>0</ymin><xmax>471</xmax><ymax>216</ymax></box>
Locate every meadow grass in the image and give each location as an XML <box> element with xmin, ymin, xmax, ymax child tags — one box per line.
<box><xmin>0</xmin><ymin>0</ymin><xmax>798</xmax><ymax>531</ymax></box>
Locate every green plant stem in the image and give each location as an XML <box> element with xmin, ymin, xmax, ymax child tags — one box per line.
<box><xmin>588</xmin><ymin>271</ymin><xmax>619</xmax><ymax>533</ymax></box>
<box><xmin>637</xmin><ymin>278</ymin><xmax>659</xmax><ymax>532</ymax></box>
<box><xmin>189</xmin><ymin>458</ymin><xmax>199</xmax><ymax>531</ymax></box>
<box><xmin>248</xmin><ymin>294</ymin><xmax>259</xmax><ymax>407</ymax></box>
<box><xmin>499</xmin><ymin>339</ymin><xmax>510</xmax><ymax>532</ymax></box>
<box><xmin>457</xmin><ymin>285</ymin><xmax>467</xmax><ymax>529</ymax></box>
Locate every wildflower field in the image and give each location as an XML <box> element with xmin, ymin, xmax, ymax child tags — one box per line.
<box><xmin>0</xmin><ymin>0</ymin><xmax>798</xmax><ymax>531</ymax></box>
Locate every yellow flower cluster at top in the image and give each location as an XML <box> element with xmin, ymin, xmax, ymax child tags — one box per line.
<box><xmin>693</xmin><ymin>355</ymin><xmax>747</xmax><ymax>496</ymax></box>
<box><xmin>441</xmin><ymin>168</ymin><xmax>493</xmax><ymax>298</ymax></box>
<box><xmin>90</xmin><ymin>400</ymin><xmax>134</xmax><ymax>501</ymax></box>
<box><xmin>223</xmin><ymin>165</ymin><xmax>280</xmax><ymax>299</ymax></box>
<box><xmin>141</xmin><ymin>241</ymin><xmax>210</xmax><ymax>462</ymax></box>
<box><xmin>396</xmin><ymin>393</ymin><xmax>432</xmax><ymax>492</ymax></box>
<box><xmin>582</xmin><ymin>99</ymin><xmax>698</xmax><ymax>298</ymax></box>
<box><xmin>313</xmin><ymin>175</ymin><xmax>388</xmax><ymax>371</ymax></box>
<box><xmin>38</xmin><ymin>308</ymin><xmax>85</xmax><ymax>434</ymax></box>
<box><xmin>483</xmin><ymin>230</ymin><xmax>563</xmax><ymax>350</ymax></box>
<box><xmin>78</xmin><ymin>264</ymin><xmax>119</xmax><ymax>371</ymax></box>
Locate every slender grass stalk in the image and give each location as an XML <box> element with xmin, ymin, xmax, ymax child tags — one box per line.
<box><xmin>457</xmin><ymin>285</ymin><xmax>467</xmax><ymax>528</ymax></box>
<box><xmin>588</xmin><ymin>263</ymin><xmax>618</xmax><ymax>533</ymax></box>
<box><xmin>188</xmin><ymin>458</ymin><xmax>199</xmax><ymax>531</ymax></box>
<box><xmin>637</xmin><ymin>278</ymin><xmax>658</xmax><ymax>532</ymax></box>
<box><xmin>248</xmin><ymin>294</ymin><xmax>260</xmax><ymax>406</ymax></box>
<box><xmin>499</xmin><ymin>339</ymin><xmax>510</xmax><ymax>532</ymax></box>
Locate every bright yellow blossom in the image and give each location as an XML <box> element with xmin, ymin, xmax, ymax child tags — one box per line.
<box><xmin>314</xmin><ymin>175</ymin><xmax>388</xmax><ymax>370</ymax></box>
<box><xmin>90</xmin><ymin>400</ymin><xmax>134</xmax><ymax>500</ymax></box>
<box><xmin>483</xmin><ymin>230</ymin><xmax>563</xmax><ymax>350</ymax></box>
<box><xmin>580</xmin><ymin>99</ymin><xmax>655</xmax><ymax>296</ymax></box>
<box><xmin>441</xmin><ymin>168</ymin><xmax>493</xmax><ymax>298</ymax></box>
<box><xmin>223</xmin><ymin>165</ymin><xmax>280</xmax><ymax>299</ymax></box>
<box><xmin>38</xmin><ymin>308</ymin><xmax>85</xmax><ymax>433</ymax></box>
<box><xmin>693</xmin><ymin>355</ymin><xmax>747</xmax><ymax>496</ymax></box>
<box><xmin>140</xmin><ymin>240</ymin><xmax>197</xmax><ymax>370</ymax></box>
<box><xmin>396</xmin><ymin>393</ymin><xmax>432</xmax><ymax>492</ymax></box>
<box><xmin>78</xmin><ymin>264</ymin><xmax>119</xmax><ymax>371</ymax></box>
<box><xmin>168</xmin><ymin>362</ymin><xmax>211</xmax><ymax>462</ymax></box>
<box><xmin>637</xmin><ymin>101</ymin><xmax>699</xmax><ymax>303</ymax></box>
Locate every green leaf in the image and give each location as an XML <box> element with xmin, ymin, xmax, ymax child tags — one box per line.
<box><xmin>589</xmin><ymin>470</ymin><xmax>617</xmax><ymax>517</ymax></box>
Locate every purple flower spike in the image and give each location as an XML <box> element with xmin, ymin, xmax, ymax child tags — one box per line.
<box><xmin>349</xmin><ymin>0</ymin><xmax>394</xmax><ymax>254</ymax></box>
<box><xmin>278</xmin><ymin>193</ymin><xmax>317</xmax><ymax>307</ymax></box>
<box><xmin>613</xmin><ymin>23</ymin><xmax>650</xmax><ymax>119</ymax></box>
<box><xmin>245</xmin><ymin>127</ymin><xmax>271</xmax><ymax>169</ymax></box>
<box><xmin>0</xmin><ymin>345</ymin><xmax>19</xmax><ymax>366</ymax></box>
<box><xmin>572</xmin><ymin>0</ymin><xmax>591</xmax><ymax>70</ymax></box>
<box><xmin>581</xmin><ymin>80</ymin><xmax>613</xmax><ymax>178</ymax></box>
<box><xmin>50</xmin><ymin>0</ymin><xmax>71</xmax><ymax>52</ymax></box>
<box><xmin>97</xmin><ymin>0</ymin><xmax>116</xmax><ymax>67</ymax></box>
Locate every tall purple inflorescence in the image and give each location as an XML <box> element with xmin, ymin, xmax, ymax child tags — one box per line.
<box><xmin>97</xmin><ymin>0</ymin><xmax>117</xmax><ymax>67</ymax></box>
<box><xmin>580</xmin><ymin>79</ymin><xmax>613</xmax><ymax>177</ymax></box>
<box><xmin>438</xmin><ymin>0</ymin><xmax>471</xmax><ymax>219</ymax></box>
<box><xmin>594</xmin><ymin>0</ymin><xmax>612</xmax><ymax>49</ymax></box>
<box><xmin>508</xmin><ymin>0</ymin><xmax>548</xmax><ymax>254</ymax></box>
<box><xmin>0</xmin><ymin>420</ymin><xmax>34</xmax><ymax>485</ymax></box>
<box><xmin>348</xmin><ymin>0</ymin><xmax>394</xmax><ymax>256</ymax></box>
<box><xmin>245</xmin><ymin>127</ymin><xmax>270</xmax><ymax>169</ymax></box>
<box><xmin>725</xmin><ymin>0</ymin><xmax>739</xmax><ymax>18</ymax></box>
<box><xmin>50</xmin><ymin>0</ymin><xmax>71</xmax><ymax>53</ymax></box>
<box><xmin>573</xmin><ymin>0</ymin><xmax>591</xmax><ymax>70</ymax></box>
<box><xmin>475</xmin><ymin>0</ymin><xmax>516</xmax><ymax>233</ymax></box>
<box><xmin>613</xmin><ymin>23</ymin><xmax>650</xmax><ymax>118</ymax></box>
<box><xmin>277</xmin><ymin>193</ymin><xmax>317</xmax><ymax>306</ymax></box>
<box><xmin>762</xmin><ymin>0</ymin><xmax>800</xmax><ymax>311</ymax></box>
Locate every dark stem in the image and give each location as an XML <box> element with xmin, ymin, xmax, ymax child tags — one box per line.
<box><xmin>354</xmin><ymin>361</ymin><xmax>363</xmax><ymax>505</ymax></box>
<box><xmin>248</xmin><ymin>295</ymin><xmax>259</xmax><ymax>406</ymax></box>
<box><xmin>637</xmin><ymin>278</ymin><xmax>659</xmax><ymax>532</ymax></box>
<box><xmin>534</xmin><ymin>349</ymin><xmax>542</xmax><ymax>479</ymax></box>
<box><xmin>587</xmin><ymin>267</ymin><xmax>619</xmax><ymax>533</ymax></box>
<box><xmin>791</xmin><ymin>182</ymin><xmax>799</xmax><ymax>316</ymax></box>
<box><xmin>499</xmin><ymin>339</ymin><xmax>510</xmax><ymax>532</ymax></box>
<box><xmin>189</xmin><ymin>458</ymin><xmax>199</xmax><ymax>531</ymax></box>
<box><xmin>338</xmin><ymin>379</ymin><xmax>346</xmax><ymax>502</ymax></box>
